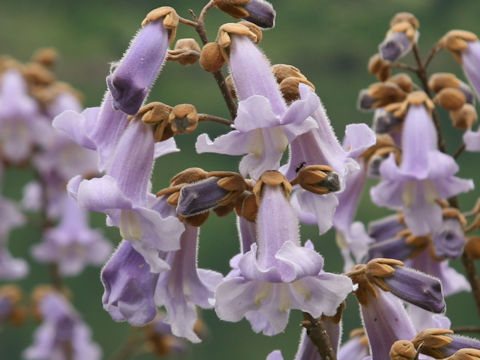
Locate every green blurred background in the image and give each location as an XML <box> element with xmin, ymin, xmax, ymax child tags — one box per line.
<box><xmin>1</xmin><ymin>0</ymin><xmax>480</xmax><ymax>359</ymax></box>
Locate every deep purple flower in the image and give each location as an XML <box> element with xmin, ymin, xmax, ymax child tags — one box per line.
<box><xmin>69</xmin><ymin>120</ymin><xmax>184</xmax><ymax>272</ymax></box>
<box><xmin>106</xmin><ymin>19</ymin><xmax>170</xmax><ymax>115</ymax></box>
<box><xmin>101</xmin><ymin>240</ymin><xmax>159</xmax><ymax>326</ymax></box>
<box><xmin>406</xmin><ymin>248</ymin><xmax>470</xmax><ymax>297</ymax></box>
<box><xmin>379</xmin><ymin>31</ymin><xmax>414</xmax><ymax>62</ymax></box>
<box><xmin>32</xmin><ymin>195</ymin><xmax>112</xmax><ymax>276</ymax></box>
<box><xmin>24</xmin><ymin>292</ymin><xmax>101</xmax><ymax>360</ymax></box>
<box><xmin>196</xmin><ymin>35</ymin><xmax>318</xmax><ymax>180</ymax></box>
<box><xmin>155</xmin><ymin>224</ymin><xmax>222</xmax><ymax>342</ymax></box>
<box><xmin>371</xmin><ymin>103</ymin><xmax>473</xmax><ymax>235</ymax></box>
<box><xmin>432</xmin><ymin>217</ymin><xmax>466</xmax><ymax>259</ymax></box>
<box><xmin>215</xmin><ymin>180</ymin><xmax>352</xmax><ymax>335</ymax></box>
<box><xmin>244</xmin><ymin>0</ymin><xmax>276</xmax><ymax>28</ymax></box>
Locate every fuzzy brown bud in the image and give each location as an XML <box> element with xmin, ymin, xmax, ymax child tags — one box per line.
<box><xmin>168</xmin><ymin>38</ymin><xmax>201</xmax><ymax>66</ymax></box>
<box><xmin>271</xmin><ymin>64</ymin><xmax>306</xmax><ymax>84</ymax></box>
<box><xmin>429</xmin><ymin>73</ymin><xmax>461</xmax><ymax>93</ymax></box>
<box><xmin>445</xmin><ymin>348</ymin><xmax>480</xmax><ymax>360</ymax></box>
<box><xmin>31</xmin><ymin>48</ymin><xmax>58</xmax><ymax>67</ymax></box>
<box><xmin>142</xmin><ymin>7</ymin><xmax>179</xmax><ymax>45</ymax></box>
<box><xmin>368</xmin><ymin>53</ymin><xmax>391</xmax><ymax>81</ymax></box>
<box><xmin>200</xmin><ymin>42</ymin><xmax>225</xmax><ymax>73</ymax></box>
<box><xmin>235</xmin><ymin>191</ymin><xmax>258</xmax><ymax>222</ymax></box>
<box><xmin>450</xmin><ymin>103</ymin><xmax>478</xmax><ymax>129</ymax></box>
<box><xmin>388</xmin><ymin>73</ymin><xmax>413</xmax><ymax>93</ymax></box>
<box><xmin>434</xmin><ymin>87</ymin><xmax>466</xmax><ymax>111</ymax></box>
<box><xmin>291</xmin><ymin>165</ymin><xmax>340</xmax><ymax>195</ymax></box>
<box><xmin>279</xmin><ymin>76</ymin><xmax>315</xmax><ymax>103</ymax></box>
<box><xmin>390</xmin><ymin>12</ymin><xmax>419</xmax><ymax>30</ymax></box>
<box><xmin>22</xmin><ymin>62</ymin><xmax>56</xmax><ymax>87</ymax></box>
<box><xmin>390</xmin><ymin>340</ymin><xmax>417</xmax><ymax>360</ymax></box>
<box><xmin>138</xmin><ymin>102</ymin><xmax>174</xmax><ymax>142</ymax></box>
<box><xmin>168</xmin><ymin>104</ymin><xmax>198</xmax><ymax>134</ymax></box>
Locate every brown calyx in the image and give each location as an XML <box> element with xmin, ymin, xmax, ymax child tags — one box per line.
<box><xmin>439</xmin><ymin>30</ymin><xmax>478</xmax><ymax>63</ymax></box>
<box><xmin>361</xmin><ymin>134</ymin><xmax>401</xmax><ymax>164</ymax></box>
<box><xmin>368</xmin><ymin>53</ymin><xmax>391</xmax><ymax>82</ymax></box>
<box><xmin>138</xmin><ymin>102</ymin><xmax>174</xmax><ymax>142</ymax></box>
<box><xmin>392</xmin><ymin>91</ymin><xmax>435</xmax><ymax>118</ymax></box>
<box><xmin>434</xmin><ymin>87</ymin><xmax>466</xmax><ymax>111</ymax></box>
<box><xmin>428</xmin><ymin>73</ymin><xmax>461</xmax><ymax>93</ymax></box>
<box><xmin>214</xmin><ymin>0</ymin><xmax>250</xmax><ymax>19</ymax></box>
<box><xmin>216</xmin><ymin>22</ymin><xmax>261</xmax><ymax>60</ymax></box>
<box><xmin>321</xmin><ymin>301</ymin><xmax>346</xmax><ymax>324</ymax></box>
<box><xmin>253</xmin><ymin>170</ymin><xmax>292</xmax><ymax>204</ymax></box>
<box><xmin>22</xmin><ymin>62</ymin><xmax>56</xmax><ymax>87</ymax></box>
<box><xmin>411</xmin><ymin>328</ymin><xmax>454</xmax><ymax>359</ymax></box>
<box><xmin>32</xmin><ymin>47</ymin><xmax>58</xmax><ymax>68</ymax></box>
<box><xmin>450</xmin><ymin>103</ymin><xmax>478</xmax><ymax>130</ymax></box>
<box><xmin>291</xmin><ymin>165</ymin><xmax>338</xmax><ymax>195</ymax></box>
<box><xmin>142</xmin><ymin>7</ymin><xmax>179</xmax><ymax>45</ymax></box>
<box><xmin>388</xmin><ymin>73</ymin><xmax>414</xmax><ymax>93</ymax></box>
<box><xmin>390</xmin><ymin>340</ymin><xmax>417</xmax><ymax>360</ymax></box>
<box><xmin>200</xmin><ymin>42</ymin><xmax>226</xmax><ymax>73</ymax></box>
<box><xmin>234</xmin><ymin>191</ymin><xmax>258</xmax><ymax>222</ymax></box>
<box><xmin>444</xmin><ymin>348</ymin><xmax>480</xmax><ymax>360</ymax></box>
<box><xmin>169</xmin><ymin>104</ymin><xmax>198</xmax><ymax>134</ymax></box>
<box><xmin>390</xmin><ymin>12</ymin><xmax>419</xmax><ymax>30</ymax></box>
<box><xmin>368</xmin><ymin>81</ymin><xmax>407</xmax><ymax>108</ymax></box>
<box><xmin>168</xmin><ymin>38</ymin><xmax>201</xmax><ymax>66</ymax></box>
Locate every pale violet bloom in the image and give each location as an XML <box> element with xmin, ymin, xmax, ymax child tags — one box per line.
<box><xmin>53</xmin><ymin>92</ymin><xmax>130</xmax><ymax>172</ymax></box>
<box><xmin>32</xmin><ymin>195</ymin><xmax>112</xmax><ymax>276</ymax></box>
<box><xmin>0</xmin><ymin>190</ymin><xmax>27</xmax><ymax>280</ymax></box>
<box><xmin>24</xmin><ymin>292</ymin><xmax>101</xmax><ymax>360</ymax></box>
<box><xmin>215</xmin><ymin>182</ymin><xmax>352</xmax><ymax>336</ymax></box>
<box><xmin>371</xmin><ymin>104</ymin><xmax>473</xmax><ymax>235</ymax></box>
<box><xmin>196</xmin><ymin>35</ymin><xmax>318</xmax><ymax>180</ymax></box>
<box><xmin>68</xmin><ymin>120</ymin><xmax>184</xmax><ymax>272</ymax></box>
<box><xmin>462</xmin><ymin>40</ymin><xmax>480</xmax><ymax>100</ymax></box>
<box><xmin>155</xmin><ymin>224</ymin><xmax>223</xmax><ymax>343</ymax></box>
<box><xmin>107</xmin><ymin>18</ymin><xmax>170</xmax><ymax>115</ymax></box>
<box><xmin>284</xmin><ymin>91</ymin><xmax>376</xmax><ymax>235</ymax></box>
<box><xmin>0</xmin><ymin>69</ymin><xmax>51</xmax><ymax>164</ymax></box>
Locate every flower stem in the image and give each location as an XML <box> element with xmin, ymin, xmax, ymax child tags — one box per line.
<box><xmin>302</xmin><ymin>312</ymin><xmax>337</xmax><ymax>360</ymax></box>
<box><xmin>198</xmin><ymin>113</ymin><xmax>233</xmax><ymax>126</ymax></box>
<box><xmin>193</xmin><ymin>1</ymin><xmax>238</xmax><ymax>119</ymax></box>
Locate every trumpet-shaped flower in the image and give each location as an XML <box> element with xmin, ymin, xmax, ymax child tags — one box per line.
<box><xmin>155</xmin><ymin>224</ymin><xmax>223</xmax><ymax>343</ymax></box>
<box><xmin>69</xmin><ymin>120</ymin><xmax>184</xmax><ymax>272</ymax></box>
<box><xmin>371</xmin><ymin>104</ymin><xmax>473</xmax><ymax>235</ymax></box>
<box><xmin>196</xmin><ymin>35</ymin><xmax>318</xmax><ymax>180</ymax></box>
<box><xmin>32</xmin><ymin>195</ymin><xmax>112</xmax><ymax>276</ymax></box>
<box><xmin>215</xmin><ymin>181</ymin><xmax>352</xmax><ymax>335</ymax></box>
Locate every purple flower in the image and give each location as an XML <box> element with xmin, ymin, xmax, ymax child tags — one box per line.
<box><xmin>0</xmin><ymin>69</ymin><xmax>50</xmax><ymax>164</ymax></box>
<box><xmin>379</xmin><ymin>31</ymin><xmax>414</xmax><ymax>62</ymax></box>
<box><xmin>244</xmin><ymin>0</ymin><xmax>276</xmax><ymax>28</ymax></box>
<box><xmin>24</xmin><ymin>292</ymin><xmax>101</xmax><ymax>360</ymax></box>
<box><xmin>69</xmin><ymin>120</ymin><xmax>184</xmax><ymax>272</ymax></box>
<box><xmin>284</xmin><ymin>90</ymin><xmax>375</xmax><ymax>234</ymax></box>
<box><xmin>406</xmin><ymin>248</ymin><xmax>470</xmax><ymax>297</ymax></box>
<box><xmin>155</xmin><ymin>224</ymin><xmax>223</xmax><ymax>342</ymax></box>
<box><xmin>371</xmin><ymin>103</ymin><xmax>473</xmax><ymax>235</ymax></box>
<box><xmin>432</xmin><ymin>217</ymin><xmax>466</xmax><ymax>259</ymax></box>
<box><xmin>338</xmin><ymin>330</ymin><xmax>370</xmax><ymax>360</ymax></box>
<box><xmin>32</xmin><ymin>195</ymin><xmax>112</xmax><ymax>276</ymax></box>
<box><xmin>196</xmin><ymin>35</ymin><xmax>319</xmax><ymax>180</ymax></box>
<box><xmin>107</xmin><ymin>19</ymin><xmax>170</xmax><ymax>115</ymax></box>
<box><xmin>462</xmin><ymin>41</ymin><xmax>480</xmax><ymax>100</ymax></box>
<box><xmin>215</xmin><ymin>178</ymin><xmax>352</xmax><ymax>335</ymax></box>
<box><xmin>53</xmin><ymin>92</ymin><xmax>130</xmax><ymax>171</ymax></box>
<box><xmin>333</xmin><ymin>159</ymin><xmax>373</xmax><ymax>271</ymax></box>
<box><xmin>360</xmin><ymin>290</ymin><xmax>416</xmax><ymax>360</ymax></box>
<box><xmin>101</xmin><ymin>240</ymin><xmax>159</xmax><ymax>326</ymax></box>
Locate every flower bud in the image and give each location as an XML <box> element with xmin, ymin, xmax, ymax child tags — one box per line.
<box><xmin>200</xmin><ymin>42</ymin><xmax>225</xmax><ymax>73</ymax></box>
<box><xmin>138</xmin><ymin>102</ymin><xmax>174</xmax><ymax>142</ymax></box>
<box><xmin>271</xmin><ymin>64</ymin><xmax>307</xmax><ymax>84</ymax></box>
<box><xmin>368</xmin><ymin>53</ymin><xmax>391</xmax><ymax>81</ymax></box>
<box><xmin>390</xmin><ymin>340</ymin><xmax>416</xmax><ymax>360</ymax></box>
<box><xmin>380</xmin><ymin>31</ymin><xmax>413</xmax><ymax>62</ymax></box>
<box><xmin>357</xmin><ymin>82</ymin><xmax>406</xmax><ymax>111</ymax></box>
<box><xmin>168</xmin><ymin>38</ymin><xmax>201</xmax><ymax>66</ymax></box>
<box><xmin>168</xmin><ymin>104</ymin><xmax>198</xmax><ymax>134</ymax></box>
<box><xmin>234</xmin><ymin>191</ymin><xmax>258</xmax><ymax>222</ymax></box>
<box><xmin>372</xmin><ymin>107</ymin><xmax>403</xmax><ymax>133</ymax></box>
<box><xmin>440</xmin><ymin>30</ymin><xmax>478</xmax><ymax>63</ymax></box>
<box><xmin>450</xmin><ymin>103</ymin><xmax>478</xmax><ymax>129</ymax></box>
<box><xmin>31</xmin><ymin>47</ymin><xmax>58</xmax><ymax>68</ymax></box>
<box><xmin>215</xmin><ymin>0</ymin><xmax>275</xmax><ymax>29</ymax></box>
<box><xmin>291</xmin><ymin>165</ymin><xmax>340</xmax><ymax>195</ymax></box>
<box><xmin>434</xmin><ymin>87</ymin><xmax>466</xmax><ymax>111</ymax></box>
<box><xmin>432</xmin><ymin>217</ymin><xmax>466</xmax><ymax>259</ymax></box>
<box><xmin>413</xmin><ymin>329</ymin><xmax>480</xmax><ymax>358</ymax></box>
<box><xmin>389</xmin><ymin>73</ymin><xmax>414</xmax><ymax>93</ymax></box>
<box><xmin>279</xmin><ymin>76</ymin><xmax>315</xmax><ymax>103</ymax></box>
<box><xmin>445</xmin><ymin>348</ymin><xmax>480</xmax><ymax>360</ymax></box>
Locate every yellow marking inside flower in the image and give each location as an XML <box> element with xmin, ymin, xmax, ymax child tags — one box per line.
<box><xmin>248</xmin><ymin>129</ymin><xmax>264</xmax><ymax>158</ymax></box>
<box><xmin>424</xmin><ymin>180</ymin><xmax>438</xmax><ymax>204</ymax></box>
<box><xmin>292</xmin><ymin>280</ymin><xmax>312</xmax><ymax>301</ymax></box>
<box><xmin>120</xmin><ymin>210</ymin><xmax>143</xmax><ymax>241</ymax></box>
<box><xmin>278</xmin><ymin>284</ymin><xmax>291</xmax><ymax>313</ymax></box>
<box><xmin>402</xmin><ymin>181</ymin><xmax>415</xmax><ymax>208</ymax></box>
<box><xmin>270</xmin><ymin>127</ymin><xmax>289</xmax><ymax>154</ymax></box>
<box><xmin>254</xmin><ymin>282</ymin><xmax>273</xmax><ymax>305</ymax></box>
